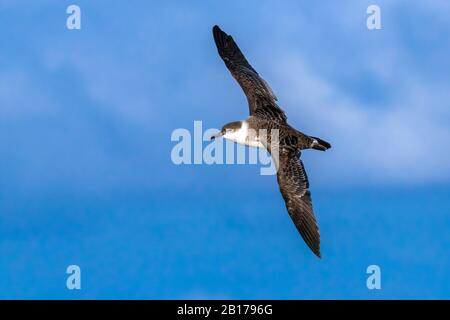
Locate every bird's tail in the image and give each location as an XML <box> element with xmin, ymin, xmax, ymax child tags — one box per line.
<box><xmin>309</xmin><ymin>136</ymin><xmax>331</xmax><ymax>151</ymax></box>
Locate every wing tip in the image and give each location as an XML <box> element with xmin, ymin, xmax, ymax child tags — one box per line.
<box><xmin>212</xmin><ymin>25</ymin><xmax>225</xmax><ymax>39</ymax></box>
<box><xmin>305</xmin><ymin>233</ymin><xmax>321</xmax><ymax>258</ymax></box>
<box><xmin>312</xmin><ymin>247</ymin><xmax>322</xmax><ymax>258</ymax></box>
<box><xmin>212</xmin><ymin>25</ymin><xmax>228</xmax><ymax>52</ymax></box>
<box><xmin>299</xmin><ymin>224</ymin><xmax>322</xmax><ymax>258</ymax></box>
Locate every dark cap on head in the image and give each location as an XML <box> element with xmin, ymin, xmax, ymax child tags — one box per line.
<box><xmin>222</xmin><ymin>121</ymin><xmax>242</xmax><ymax>131</ymax></box>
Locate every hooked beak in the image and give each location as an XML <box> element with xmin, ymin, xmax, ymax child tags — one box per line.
<box><xmin>210</xmin><ymin>131</ymin><xmax>223</xmax><ymax>141</ymax></box>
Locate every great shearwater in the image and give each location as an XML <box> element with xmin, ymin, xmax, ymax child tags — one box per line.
<box><xmin>211</xmin><ymin>25</ymin><xmax>331</xmax><ymax>258</ymax></box>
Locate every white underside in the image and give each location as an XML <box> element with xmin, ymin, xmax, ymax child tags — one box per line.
<box><xmin>222</xmin><ymin>121</ymin><xmax>265</xmax><ymax>148</ymax></box>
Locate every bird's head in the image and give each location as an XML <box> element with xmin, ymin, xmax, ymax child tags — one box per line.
<box><xmin>210</xmin><ymin>121</ymin><xmax>243</xmax><ymax>140</ymax></box>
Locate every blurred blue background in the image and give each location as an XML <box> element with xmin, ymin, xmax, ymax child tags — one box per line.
<box><xmin>1</xmin><ymin>0</ymin><xmax>450</xmax><ymax>299</ymax></box>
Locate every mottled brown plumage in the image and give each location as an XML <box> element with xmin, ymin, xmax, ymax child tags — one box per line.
<box><xmin>212</xmin><ymin>25</ymin><xmax>331</xmax><ymax>257</ymax></box>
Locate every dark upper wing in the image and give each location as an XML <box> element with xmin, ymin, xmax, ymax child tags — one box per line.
<box><xmin>276</xmin><ymin>147</ymin><xmax>321</xmax><ymax>257</ymax></box>
<box><xmin>212</xmin><ymin>25</ymin><xmax>287</xmax><ymax>123</ymax></box>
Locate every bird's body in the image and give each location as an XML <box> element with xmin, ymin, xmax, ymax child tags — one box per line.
<box><xmin>211</xmin><ymin>25</ymin><xmax>331</xmax><ymax>258</ymax></box>
<box><xmin>226</xmin><ymin>117</ymin><xmax>326</xmax><ymax>152</ymax></box>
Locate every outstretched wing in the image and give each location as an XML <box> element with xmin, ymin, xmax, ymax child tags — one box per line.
<box><xmin>212</xmin><ymin>25</ymin><xmax>287</xmax><ymax>123</ymax></box>
<box><xmin>276</xmin><ymin>147</ymin><xmax>321</xmax><ymax>257</ymax></box>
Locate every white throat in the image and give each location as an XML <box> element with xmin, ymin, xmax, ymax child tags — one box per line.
<box><xmin>222</xmin><ymin>121</ymin><xmax>264</xmax><ymax>148</ymax></box>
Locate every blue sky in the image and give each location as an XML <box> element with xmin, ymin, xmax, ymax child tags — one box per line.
<box><xmin>1</xmin><ymin>0</ymin><xmax>450</xmax><ymax>299</ymax></box>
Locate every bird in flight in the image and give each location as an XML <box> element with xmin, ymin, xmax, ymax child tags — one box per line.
<box><xmin>211</xmin><ymin>25</ymin><xmax>331</xmax><ymax>258</ymax></box>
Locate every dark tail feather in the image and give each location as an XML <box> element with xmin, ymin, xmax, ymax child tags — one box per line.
<box><xmin>310</xmin><ymin>136</ymin><xmax>331</xmax><ymax>151</ymax></box>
